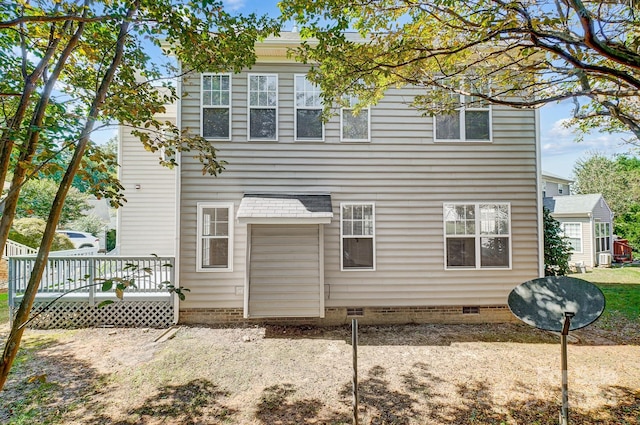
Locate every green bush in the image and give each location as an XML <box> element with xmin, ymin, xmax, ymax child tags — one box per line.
<box><xmin>544</xmin><ymin>207</ymin><xmax>573</xmax><ymax>276</ymax></box>
<box><xmin>106</xmin><ymin>229</ymin><xmax>116</xmax><ymax>252</ymax></box>
<box><xmin>9</xmin><ymin>218</ymin><xmax>75</xmax><ymax>251</ymax></box>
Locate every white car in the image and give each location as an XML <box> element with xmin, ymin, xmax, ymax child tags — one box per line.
<box><xmin>57</xmin><ymin>230</ymin><xmax>100</xmax><ymax>249</ymax></box>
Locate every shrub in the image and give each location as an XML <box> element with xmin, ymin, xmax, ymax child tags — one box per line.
<box><xmin>9</xmin><ymin>218</ymin><xmax>75</xmax><ymax>251</ymax></box>
<box><xmin>544</xmin><ymin>207</ymin><xmax>573</xmax><ymax>276</ymax></box>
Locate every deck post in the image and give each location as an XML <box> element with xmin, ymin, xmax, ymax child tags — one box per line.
<box><xmin>88</xmin><ymin>257</ymin><xmax>95</xmax><ymax>306</ymax></box>
<box><xmin>8</xmin><ymin>258</ymin><xmax>15</xmax><ymax>326</ymax></box>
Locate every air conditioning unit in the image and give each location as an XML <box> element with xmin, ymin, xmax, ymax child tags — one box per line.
<box><xmin>598</xmin><ymin>252</ymin><xmax>612</xmax><ymax>267</ymax></box>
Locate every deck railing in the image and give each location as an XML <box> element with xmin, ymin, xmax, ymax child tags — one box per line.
<box><xmin>3</xmin><ymin>240</ymin><xmax>38</xmax><ymax>258</ymax></box>
<box><xmin>8</xmin><ymin>255</ymin><xmax>175</xmax><ymax>305</ymax></box>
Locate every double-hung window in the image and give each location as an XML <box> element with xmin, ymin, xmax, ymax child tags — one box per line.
<box><xmin>341</xmin><ymin>95</ymin><xmax>370</xmax><ymax>142</ymax></box>
<box><xmin>248</xmin><ymin>74</ymin><xmax>278</xmax><ymax>141</ymax></box>
<box><xmin>444</xmin><ymin>203</ymin><xmax>511</xmax><ymax>269</ymax></box>
<box><xmin>341</xmin><ymin>203</ymin><xmax>375</xmax><ymax>270</ymax></box>
<box><xmin>595</xmin><ymin>222</ymin><xmax>611</xmax><ymax>252</ymax></box>
<box><xmin>435</xmin><ymin>82</ymin><xmax>491</xmax><ymax>142</ymax></box>
<box><xmin>197</xmin><ymin>203</ymin><xmax>233</xmax><ymax>271</ymax></box>
<box><xmin>201</xmin><ymin>74</ymin><xmax>231</xmax><ymax>140</ymax></box>
<box><xmin>295</xmin><ymin>75</ymin><xmax>323</xmax><ymax>141</ymax></box>
<box><xmin>561</xmin><ymin>222</ymin><xmax>582</xmax><ymax>253</ymax></box>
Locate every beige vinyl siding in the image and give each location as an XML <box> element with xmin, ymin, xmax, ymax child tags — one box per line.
<box><xmin>558</xmin><ymin>218</ymin><xmax>594</xmax><ymax>267</ymax></box>
<box><xmin>118</xmin><ymin>104</ymin><xmax>176</xmax><ymax>256</ymax></box>
<box><xmin>179</xmin><ymin>63</ymin><xmax>540</xmax><ymax>310</ymax></box>
<box><xmin>248</xmin><ymin>224</ymin><xmax>322</xmax><ymax>317</ymax></box>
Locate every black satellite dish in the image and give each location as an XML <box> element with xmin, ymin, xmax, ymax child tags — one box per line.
<box><xmin>508</xmin><ymin>276</ymin><xmax>606</xmax><ymax>332</ymax></box>
<box><xmin>508</xmin><ymin>276</ymin><xmax>606</xmax><ymax>425</ymax></box>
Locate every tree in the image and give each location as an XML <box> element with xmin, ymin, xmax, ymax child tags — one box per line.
<box><xmin>572</xmin><ymin>152</ymin><xmax>636</xmax><ymax>214</ymax></box>
<box><xmin>14</xmin><ymin>178</ymin><xmax>90</xmax><ymax>225</ymax></box>
<box><xmin>0</xmin><ymin>0</ymin><xmax>279</xmax><ymax>391</ymax></box>
<box><xmin>280</xmin><ymin>0</ymin><xmax>640</xmax><ymax>143</ymax></box>
<box><xmin>543</xmin><ymin>207</ymin><xmax>573</xmax><ymax>276</ymax></box>
<box><xmin>573</xmin><ymin>152</ymin><xmax>640</xmax><ymax>252</ymax></box>
<box><xmin>8</xmin><ymin>218</ymin><xmax>75</xmax><ymax>251</ymax></box>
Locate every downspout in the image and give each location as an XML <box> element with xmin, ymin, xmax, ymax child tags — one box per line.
<box><xmin>173</xmin><ymin>62</ymin><xmax>183</xmax><ymax>325</ymax></box>
<box><xmin>535</xmin><ymin>107</ymin><xmax>544</xmax><ymax>277</ymax></box>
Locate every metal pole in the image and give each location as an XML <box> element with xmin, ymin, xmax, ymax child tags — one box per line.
<box><xmin>352</xmin><ymin>318</ymin><xmax>358</xmax><ymax>425</ymax></box>
<box><xmin>560</xmin><ymin>312</ymin><xmax>574</xmax><ymax>425</ymax></box>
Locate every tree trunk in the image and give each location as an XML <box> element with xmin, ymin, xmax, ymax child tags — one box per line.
<box><xmin>0</xmin><ymin>5</ymin><xmax>136</xmax><ymax>391</ymax></box>
<box><xmin>0</xmin><ymin>19</ymin><xmax>85</xmax><ymax>263</ymax></box>
<box><xmin>0</xmin><ymin>20</ymin><xmax>70</xmax><ymax>209</ymax></box>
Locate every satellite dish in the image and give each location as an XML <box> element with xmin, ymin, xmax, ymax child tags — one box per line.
<box><xmin>508</xmin><ymin>276</ymin><xmax>605</xmax><ymax>332</ymax></box>
<box><xmin>508</xmin><ymin>275</ymin><xmax>606</xmax><ymax>425</ymax></box>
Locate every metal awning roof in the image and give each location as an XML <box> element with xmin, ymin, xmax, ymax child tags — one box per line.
<box><xmin>236</xmin><ymin>194</ymin><xmax>333</xmax><ymax>224</ymax></box>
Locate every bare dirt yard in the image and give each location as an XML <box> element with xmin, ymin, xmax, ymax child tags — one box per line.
<box><xmin>1</xmin><ymin>320</ymin><xmax>639</xmax><ymax>425</ymax></box>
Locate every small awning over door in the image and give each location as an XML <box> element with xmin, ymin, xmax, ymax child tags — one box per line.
<box><xmin>237</xmin><ymin>193</ymin><xmax>333</xmax><ymax>224</ymax></box>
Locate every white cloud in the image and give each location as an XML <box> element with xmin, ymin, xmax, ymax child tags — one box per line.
<box><xmin>223</xmin><ymin>0</ymin><xmax>245</xmax><ymax>11</ymax></box>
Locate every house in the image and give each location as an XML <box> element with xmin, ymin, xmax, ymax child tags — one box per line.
<box><xmin>117</xmin><ymin>100</ymin><xmax>177</xmax><ymax>257</ymax></box>
<box><xmin>543</xmin><ymin>194</ymin><xmax>613</xmax><ymax>268</ymax></box>
<box><xmin>541</xmin><ymin>172</ymin><xmax>572</xmax><ymax>197</ymax></box>
<box><xmin>119</xmin><ymin>33</ymin><xmax>542</xmax><ymax>325</ymax></box>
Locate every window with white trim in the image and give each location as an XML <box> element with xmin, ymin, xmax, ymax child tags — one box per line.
<box><xmin>435</xmin><ymin>82</ymin><xmax>491</xmax><ymax>142</ymax></box>
<box><xmin>341</xmin><ymin>95</ymin><xmax>370</xmax><ymax>141</ymax></box>
<box><xmin>197</xmin><ymin>203</ymin><xmax>233</xmax><ymax>271</ymax></box>
<box><xmin>295</xmin><ymin>75</ymin><xmax>323</xmax><ymax>140</ymax></box>
<box><xmin>341</xmin><ymin>203</ymin><xmax>375</xmax><ymax>270</ymax></box>
<box><xmin>444</xmin><ymin>203</ymin><xmax>510</xmax><ymax>269</ymax></box>
<box><xmin>248</xmin><ymin>74</ymin><xmax>278</xmax><ymax>140</ymax></box>
<box><xmin>595</xmin><ymin>222</ymin><xmax>611</xmax><ymax>253</ymax></box>
<box><xmin>561</xmin><ymin>222</ymin><xmax>582</xmax><ymax>253</ymax></box>
<box><xmin>201</xmin><ymin>74</ymin><xmax>231</xmax><ymax>140</ymax></box>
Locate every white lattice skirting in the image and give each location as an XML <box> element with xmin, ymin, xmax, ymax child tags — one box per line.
<box><xmin>27</xmin><ymin>300</ymin><xmax>174</xmax><ymax>329</ymax></box>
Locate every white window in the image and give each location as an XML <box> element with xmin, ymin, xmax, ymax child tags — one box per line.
<box><xmin>561</xmin><ymin>222</ymin><xmax>582</xmax><ymax>253</ymax></box>
<box><xmin>341</xmin><ymin>95</ymin><xmax>370</xmax><ymax>141</ymax></box>
<box><xmin>248</xmin><ymin>74</ymin><xmax>278</xmax><ymax>141</ymax></box>
<box><xmin>201</xmin><ymin>74</ymin><xmax>231</xmax><ymax>140</ymax></box>
<box><xmin>197</xmin><ymin>203</ymin><xmax>234</xmax><ymax>271</ymax></box>
<box><xmin>434</xmin><ymin>82</ymin><xmax>491</xmax><ymax>142</ymax></box>
<box><xmin>595</xmin><ymin>222</ymin><xmax>611</xmax><ymax>253</ymax></box>
<box><xmin>295</xmin><ymin>75</ymin><xmax>323</xmax><ymax>141</ymax></box>
<box><xmin>341</xmin><ymin>203</ymin><xmax>375</xmax><ymax>270</ymax></box>
<box><xmin>444</xmin><ymin>203</ymin><xmax>511</xmax><ymax>269</ymax></box>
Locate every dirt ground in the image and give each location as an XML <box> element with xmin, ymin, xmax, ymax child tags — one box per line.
<box><xmin>1</xmin><ymin>321</ymin><xmax>639</xmax><ymax>425</ymax></box>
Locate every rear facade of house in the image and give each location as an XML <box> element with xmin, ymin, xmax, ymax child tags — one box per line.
<box><xmin>175</xmin><ymin>35</ymin><xmax>543</xmax><ymax>326</ymax></box>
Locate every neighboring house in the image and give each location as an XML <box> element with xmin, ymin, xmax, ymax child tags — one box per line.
<box><xmin>120</xmin><ymin>33</ymin><xmax>542</xmax><ymax>325</ymax></box>
<box><xmin>543</xmin><ymin>194</ymin><xmax>613</xmax><ymax>268</ymax></box>
<box><xmin>541</xmin><ymin>172</ymin><xmax>573</xmax><ymax>197</ymax></box>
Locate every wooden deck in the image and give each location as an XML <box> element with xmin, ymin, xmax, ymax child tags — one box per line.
<box><xmin>7</xmin><ymin>255</ymin><xmax>175</xmax><ymax>328</ymax></box>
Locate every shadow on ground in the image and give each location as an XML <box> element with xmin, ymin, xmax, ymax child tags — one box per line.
<box><xmin>264</xmin><ymin>322</ymin><xmax>564</xmax><ymax>346</ymax></box>
<box><xmin>2</xmin><ymin>345</ymin><xmax>638</xmax><ymax>424</ymax></box>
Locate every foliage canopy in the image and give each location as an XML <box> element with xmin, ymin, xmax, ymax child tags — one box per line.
<box><xmin>280</xmin><ymin>0</ymin><xmax>640</xmax><ymax>142</ymax></box>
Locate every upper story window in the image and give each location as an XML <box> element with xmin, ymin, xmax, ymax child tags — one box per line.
<box><xmin>434</xmin><ymin>82</ymin><xmax>491</xmax><ymax>142</ymax></box>
<box><xmin>444</xmin><ymin>203</ymin><xmax>510</xmax><ymax>269</ymax></box>
<box><xmin>201</xmin><ymin>74</ymin><xmax>231</xmax><ymax>140</ymax></box>
<box><xmin>341</xmin><ymin>95</ymin><xmax>370</xmax><ymax>142</ymax></box>
<box><xmin>248</xmin><ymin>74</ymin><xmax>278</xmax><ymax>141</ymax></box>
<box><xmin>561</xmin><ymin>222</ymin><xmax>582</xmax><ymax>253</ymax></box>
<box><xmin>341</xmin><ymin>202</ymin><xmax>375</xmax><ymax>270</ymax></box>
<box><xmin>197</xmin><ymin>202</ymin><xmax>234</xmax><ymax>272</ymax></box>
<box><xmin>295</xmin><ymin>75</ymin><xmax>323</xmax><ymax>141</ymax></box>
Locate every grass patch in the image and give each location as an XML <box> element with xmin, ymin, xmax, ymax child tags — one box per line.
<box><xmin>571</xmin><ymin>266</ymin><xmax>640</xmax><ymax>284</ymax></box>
<box><xmin>0</xmin><ymin>291</ymin><xmax>8</xmax><ymax>326</ymax></box>
<box><xmin>570</xmin><ymin>267</ymin><xmax>640</xmax><ymax>321</ymax></box>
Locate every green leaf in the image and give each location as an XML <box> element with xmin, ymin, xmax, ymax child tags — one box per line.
<box><xmin>97</xmin><ymin>300</ymin><xmax>115</xmax><ymax>308</ymax></box>
<box><xmin>101</xmin><ymin>280</ymin><xmax>114</xmax><ymax>292</ymax></box>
